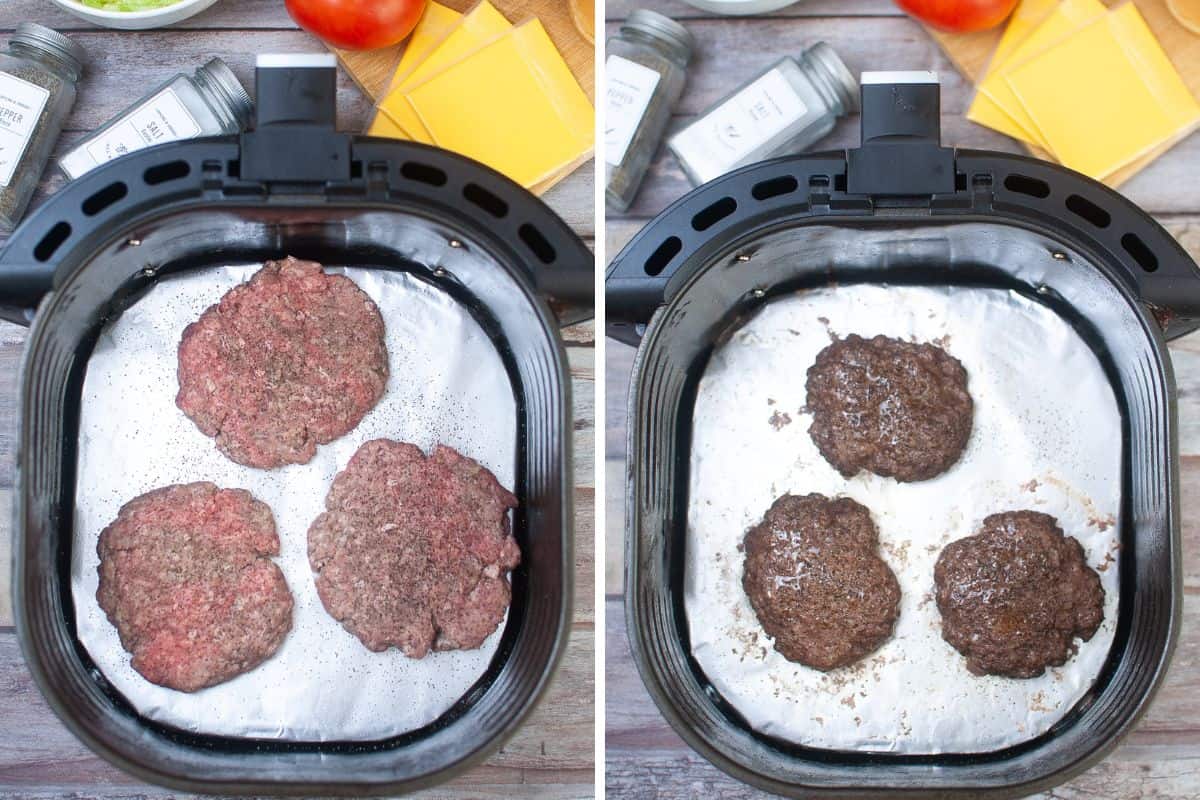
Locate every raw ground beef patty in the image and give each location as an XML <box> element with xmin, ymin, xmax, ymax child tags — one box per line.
<box><xmin>96</xmin><ymin>482</ymin><xmax>293</xmax><ymax>692</ymax></box>
<box><xmin>806</xmin><ymin>334</ymin><xmax>974</xmax><ymax>482</ymax></box>
<box><xmin>742</xmin><ymin>493</ymin><xmax>901</xmax><ymax>671</ymax></box>
<box><xmin>308</xmin><ymin>440</ymin><xmax>521</xmax><ymax>657</ymax></box>
<box><xmin>934</xmin><ymin>510</ymin><xmax>1105</xmax><ymax>678</ymax></box>
<box><xmin>176</xmin><ymin>256</ymin><xmax>388</xmax><ymax>469</ymax></box>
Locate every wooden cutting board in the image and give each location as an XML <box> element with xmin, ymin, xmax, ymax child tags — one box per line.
<box><xmin>331</xmin><ymin>0</ymin><xmax>595</xmax><ymax>195</ymax></box>
<box><xmin>929</xmin><ymin>0</ymin><xmax>1200</xmax><ymax>187</ymax></box>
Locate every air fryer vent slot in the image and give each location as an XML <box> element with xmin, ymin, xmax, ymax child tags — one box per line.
<box><xmin>691</xmin><ymin>197</ymin><xmax>736</xmax><ymax>232</ymax></box>
<box><xmin>400</xmin><ymin>161</ymin><xmax>447</xmax><ymax>187</ymax></box>
<box><xmin>34</xmin><ymin>222</ymin><xmax>71</xmax><ymax>262</ymax></box>
<box><xmin>1004</xmin><ymin>174</ymin><xmax>1051</xmax><ymax>199</ymax></box>
<box><xmin>464</xmin><ymin>183</ymin><xmax>509</xmax><ymax>218</ymax></box>
<box><xmin>82</xmin><ymin>182</ymin><xmax>128</xmax><ymax>217</ymax></box>
<box><xmin>143</xmin><ymin>160</ymin><xmax>190</xmax><ymax>186</ymax></box>
<box><xmin>1066</xmin><ymin>194</ymin><xmax>1111</xmax><ymax>229</ymax></box>
<box><xmin>645</xmin><ymin>236</ymin><xmax>681</xmax><ymax>276</ymax></box>
<box><xmin>1122</xmin><ymin>233</ymin><xmax>1158</xmax><ymax>272</ymax></box>
<box><xmin>519</xmin><ymin>223</ymin><xmax>555</xmax><ymax>264</ymax></box>
<box><xmin>752</xmin><ymin>176</ymin><xmax>798</xmax><ymax>201</ymax></box>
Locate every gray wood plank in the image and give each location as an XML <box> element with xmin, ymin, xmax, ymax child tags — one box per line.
<box><xmin>611</xmin><ymin>115</ymin><xmax>1200</xmax><ymax>219</ymax></box>
<box><xmin>0</xmin><ymin>0</ymin><xmax>906</xmax><ymax>31</ymax></box>
<box><xmin>0</xmin><ymin>0</ymin><xmax>296</xmax><ymax>30</ymax></box>
<box><xmin>0</xmin><ymin>31</ymin><xmax>372</xmax><ymax>133</ymax></box>
<box><xmin>606</xmin><ymin>0</ymin><xmax>904</xmax><ymax>20</ymax></box>
<box><xmin>602</xmin><ymin>14</ymin><xmax>1200</xmax><ymax>217</ymax></box>
<box><xmin>606</xmin><ymin>597</ymin><xmax>1200</xmax><ymax>798</ymax></box>
<box><xmin>0</xmin><ymin>627</ymin><xmax>594</xmax><ymax>796</ymax></box>
<box><xmin>604</xmin><ymin>16</ymin><xmax>973</xmax><ymax>117</ymax></box>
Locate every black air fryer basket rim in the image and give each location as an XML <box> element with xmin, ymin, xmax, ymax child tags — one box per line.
<box><xmin>607</xmin><ymin>82</ymin><xmax>1200</xmax><ymax>344</ymax></box>
<box><xmin>3</xmin><ymin>61</ymin><xmax>590</xmax><ymax>795</ymax></box>
<box><xmin>607</xmin><ymin>78</ymin><xmax>1193</xmax><ymax>797</ymax></box>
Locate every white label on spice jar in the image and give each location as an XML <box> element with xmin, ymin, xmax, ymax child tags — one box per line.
<box><xmin>605</xmin><ymin>55</ymin><xmax>661</xmax><ymax>167</ymax></box>
<box><xmin>670</xmin><ymin>68</ymin><xmax>807</xmax><ymax>183</ymax></box>
<box><xmin>0</xmin><ymin>72</ymin><xmax>50</xmax><ymax>188</ymax></box>
<box><xmin>72</xmin><ymin>88</ymin><xmax>202</xmax><ymax>177</ymax></box>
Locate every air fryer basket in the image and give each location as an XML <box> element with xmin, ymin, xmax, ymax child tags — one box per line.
<box><xmin>606</xmin><ymin>77</ymin><xmax>1199</xmax><ymax>797</ymax></box>
<box><xmin>2</xmin><ymin>61</ymin><xmax>591</xmax><ymax>794</ymax></box>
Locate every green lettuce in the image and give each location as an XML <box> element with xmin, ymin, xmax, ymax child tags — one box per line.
<box><xmin>80</xmin><ymin>0</ymin><xmax>183</xmax><ymax>10</ymax></box>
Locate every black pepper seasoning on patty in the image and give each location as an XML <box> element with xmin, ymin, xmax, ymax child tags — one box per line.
<box><xmin>742</xmin><ymin>493</ymin><xmax>901</xmax><ymax>671</ymax></box>
<box><xmin>308</xmin><ymin>440</ymin><xmax>520</xmax><ymax>658</ymax></box>
<box><xmin>934</xmin><ymin>510</ymin><xmax>1105</xmax><ymax>678</ymax></box>
<box><xmin>176</xmin><ymin>257</ymin><xmax>389</xmax><ymax>469</ymax></box>
<box><xmin>805</xmin><ymin>334</ymin><xmax>974</xmax><ymax>482</ymax></box>
<box><xmin>96</xmin><ymin>483</ymin><xmax>293</xmax><ymax>692</ymax></box>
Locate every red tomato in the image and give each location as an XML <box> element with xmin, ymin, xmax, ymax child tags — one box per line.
<box><xmin>893</xmin><ymin>0</ymin><xmax>1019</xmax><ymax>32</ymax></box>
<box><xmin>285</xmin><ymin>0</ymin><xmax>427</xmax><ymax>51</ymax></box>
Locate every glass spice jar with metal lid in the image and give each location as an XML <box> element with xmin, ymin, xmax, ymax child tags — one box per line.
<box><xmin>668</xmin><ymin>42</ymin><xmax>860</xmax><ymax>187</ymax></box>
<box><xmin>0</xmin><ymin>23</ymin><xmax>85</xmax><ymax>232</ymax></box>
<box><xmin>59</xmin><ymin>57</ymin><xmax>253</xmax><ymax>181</ymax></box>
<box><xmin>605</xmin><ymin>9</ymin><xmax>693</xmax><ymax>214</ymax></box>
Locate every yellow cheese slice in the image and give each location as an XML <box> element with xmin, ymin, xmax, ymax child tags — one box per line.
<box><xmin>977</xmin><ymin>0</ymin><xmax>1107</xmax><ymax>152</ymax></box>
<box><xmin>387</xmin><ymin>1</ymin><xmax>463</xmax><ymax>95</ymax></box>
<box><xmin>967</xmin><ymin>0</ymin><xmax>1058</xmax><ymax>143</ymax></box>
<box><xmin>401</xmin><ymin>19</ymin><xmax>594</xmax><ymax>188</ymax></box>
<box><xmin>367</xmin><ymin>109</ymin><xmax>411</xmax><ymax>139</ymax></box>
<box><xmin>375</xmin><ymin>0</ymin><xmax>512</xmax><ymax>144</ymax></box>
<box><xmin>1006</xmin><ymin>2</ymin><xmax>1200</xmax><ymax>180</ymax></box>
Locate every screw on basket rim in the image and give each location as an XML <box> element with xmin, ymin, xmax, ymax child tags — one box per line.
<box><xmin>622</xmin><ymin>9</ymin><xmax>695</xmax><ymax>61</ymax></box>
<box><xmin>195</xmin><ymin>57</ymin><xmax>254</xmax><ymax>130</ymax></box>
<box><xmin>11</xmin><ymin>23</ymin><xmax>85</xmax><ymax>78</ymax></box>
<box><xmin>803</xmin><ymin>41</ymin><xmax>860</xmax><ymax>115</ymax></box>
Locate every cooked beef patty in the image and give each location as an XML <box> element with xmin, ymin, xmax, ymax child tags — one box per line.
<box><xmin>934</xmin><ymin>510</ymin><xmax>1105</xmax><ymax>678</ymax></box>
<box><xmin>176</xmin><ymin>256</ymin><xmax>388</xmax><ymax>469</ymax></box>
<box><xmin>308</xmin><ymin>440</ymin><xmax>520</xmax><ymax>657</ymax></box>
<box><xmin>742</xmin><ymin>493</ymin><xmax>901</xmax><ymax>671</ymax></box>
<box><xmin>806</xmin><ymin>334</ymin><xmax>973</xmax><ymax>482</ymax></box>
<box><xmin>96</xmin><ymin>483</ymin><xmax>293</xmax><ymax>692</ymax></box>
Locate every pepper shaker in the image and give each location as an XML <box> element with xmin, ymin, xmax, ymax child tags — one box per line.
<box><xmin>60</xmin><ymin>58</ymin><xmax>253</xmax><ymax>180</ymax></box>
<box><xmin>668</xmin><ymin>42</ymin><xmax>859</xmax><ymax>186</ymax></box>
<box><xmin>605</xmin><ymin>10</ymin><xmax>693</xmax><ymax>213</ymax></box>
<box><xmin>0</xmin><ymin>23</ymin><xmax>84</xmax><ymax>232</ymax></box>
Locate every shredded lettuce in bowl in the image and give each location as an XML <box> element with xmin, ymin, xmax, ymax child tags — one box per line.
<box><xmin>80</xmin><ymin>0</ymin><xmax>183</xmax><ymax>9</ymax></box>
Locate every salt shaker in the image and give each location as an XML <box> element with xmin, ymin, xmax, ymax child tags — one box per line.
<box><xmin>668</xmin><ymin>42</ymin><xmax>858</xmax><ymax>186</ymax></box>
<box><xmin>59</xmin><ymin>58</ymin><xmax>252</xmax><ymax>180</ymax></box>
<box><xmin>605</xmin><ymin>10</ymin><xmax>693</xmax><ymax>213</ymax></box>
<box><xmin>0</xmin><ymin>24</ymin><xmax>84</xmax><ymax>232</ymax></box>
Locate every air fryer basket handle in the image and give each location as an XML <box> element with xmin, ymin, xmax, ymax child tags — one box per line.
<box><xmin>607</xmin><ymin>75</ymin><xmax>1200</xmax><ymax>343</ymax></box>
<box><xmin>0</xmin><ymin>56</ymin><xmax>592</xmax><ymax>329</ymax></box>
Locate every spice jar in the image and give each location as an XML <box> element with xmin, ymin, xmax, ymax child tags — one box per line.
<box><xmin>668</xmin><ymin>42</ymin><xmax>859</xmax><ymax>187</ymax></box>
<box><xmin>60</xmin><ymin>58</ymin><xmax>252</xmax><ymax>180</ymax></box>
<box><xmin>605</xmin><ymin>10</ymin><xmax>693</xmax><ymax>213</ymax></box>
<box><xmin>0</xmin><ymin>24</ymin><xmax>84</xmax><ymax>232</ymax></box>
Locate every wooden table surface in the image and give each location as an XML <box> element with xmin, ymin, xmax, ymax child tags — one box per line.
<box><xmin>0</xmin><ymin>3</ymin><xmax>595</xmax><ymax>799</ymax></box>
<box><xmin>604</xmin><ymin>2</ymin><xmax>1200</xmax><ymax>797</ymax></box>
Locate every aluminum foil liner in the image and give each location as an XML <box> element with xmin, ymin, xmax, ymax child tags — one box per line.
<box><xmin>686</xmin><ymin>284</ymin><xmax>1120</xmax><ymax>754</ymax></box>
<box><xmin>72</xmin><ymin>264</ymin><xmax>516</xmax><ymax>741</ymax></box>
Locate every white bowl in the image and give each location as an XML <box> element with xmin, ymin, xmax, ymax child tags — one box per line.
<box><xmin>48</xmin><ymin>0</ymin><xmax>221</xmax><ymax>30</ymax></box>
<box><xmin>678</xmin><ymin>0</ymin><xmax>801</xmax><ymax>14</ymax></box>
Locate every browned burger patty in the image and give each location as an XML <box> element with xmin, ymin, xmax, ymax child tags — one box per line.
<box><xmin>96</xmin><ymin>483</ymin><xmax>293</xmax><ymax>692</ymax></box>
<box><xmin>934</xmin><ymin>510</ymin><xmax>1105</xmax><ymax>678</ymax></box>
<box><xmin>308</xmin><ymin>440</ymin><xmax>520</xmax><ymax>658</ymax></box>
<box><xmin>806</xmin><ymin>334</ymin><xmax>973</xmax><ymax>482</ymax></box>
<box><xmin>176</xmin><ymin>256</ymin><xmax>388</xmax><ymax>469</ymax></box>
<box><xmin>742</xmin><ymin>494</ymin><xmax>901</xmax><ymax>671</ymax></box>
